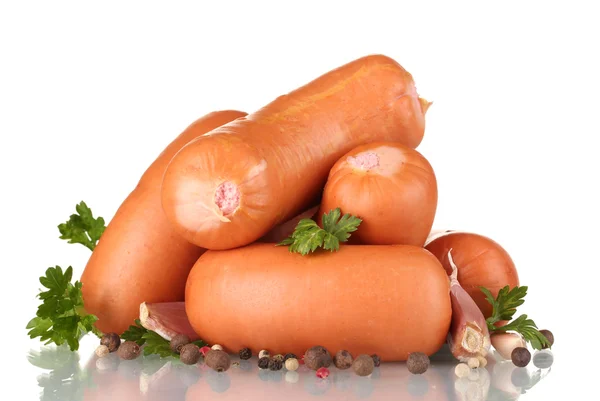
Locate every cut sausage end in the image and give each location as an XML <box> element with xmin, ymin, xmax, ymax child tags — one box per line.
<box><xmin>214</xmin><ymin>181</ymin><xmax>240</xmax><ymax>215</ymax></box>
<box><xmin>347</xmin><ymin>152</ymin><xmax>380</xmax><ymax>170</ymax></box>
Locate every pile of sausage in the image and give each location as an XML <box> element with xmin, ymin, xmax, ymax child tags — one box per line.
<box><xmin>81</xmin><ymin>55</ymin><xmax>519</xmax><ymax>361</ymax></box>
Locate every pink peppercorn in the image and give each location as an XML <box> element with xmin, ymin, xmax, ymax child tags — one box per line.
<box><xmin>199</xmin><ymin>346</ymin><xmax>211</xmax><ymax>357</ymax></box>
<box><xmin>316</xmin><ymin>367</ymin><xmax>330</xmax><ymax>379</ymax></box>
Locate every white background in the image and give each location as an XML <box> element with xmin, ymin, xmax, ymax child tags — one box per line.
<box><xmin>1</xmin><ymin>1</ymin><xmax>598</xmax><ymax>399</ymax></box>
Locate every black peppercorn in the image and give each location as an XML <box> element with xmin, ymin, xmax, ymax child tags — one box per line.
<box><xmin>284</xmin><ymin>353</ymin><xmax>297</xmax><ymax>362</ymax></box>
<box><xmin>258</xmin><ymin>356</ymin><xmax>270</xmax><ymax>369</ymax></box>
<box><xmin>304</xmin><ymin>345</ymin><xmax>332</xmax><ymax>371</ymax></box>
<box><xmin>539</xmin><ymin>330</ymin><xmax>554</xmax><ymax>349</ymax></box>
<box><xmin>170</xmin><ymin>334</ymin><xmax>191</xmax><ymax>354</ymax></box>
<box><xmin>371</xmin><ymin>354</ymin><xmax>381</xmax><ymax>367</ymax></box>
<box><xmin>239</xmin><ymin>347</ymin><xmax>252</xmax><ymax>360</ymax></box>
<box><xmin>180</xmin><ymin>344</ymin><xmax>201</xmax><ymax>365</ymax></box>
<box><xmin>268</xmin><ymin>358</ymin><xmax>283</xmax><ymax>371</ymax></box>
<box><xmin>100</xmin><ymin>332</ymin><xmax>121</xmax><ymax>353</ymax></box>
<box><xmin>511</xmin><ymin>347</ymin><xmax>531</xmax><ymax>367</ymax></box>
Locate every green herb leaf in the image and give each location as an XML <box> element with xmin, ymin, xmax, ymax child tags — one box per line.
<box><xmin>142</xmin><ymin>331</ymin><xmax>178</xmax><ymax>358</ymax></box>
<box><xmin>482</xmin><ymin>285</ymin><xmax>551</xmax><ymax>350</ymax></box>
<box><xmin>58</xmin><ymin>201</ymin><xmax>106</xmax><ymax>251</ymax></box>
<box><xmin>277</xmin><ymin>208</ymin><xmax>362</xmax><ymax>255</ymax></box>
<box><xmin>26</xmin><ymin>266</ymin><xmax>100</xmax><ymax>351</ymax></box>
<box><xmin>121</xmin><ymin>319</ymin><xmax>148</xmax><ymax>346</ymax></box>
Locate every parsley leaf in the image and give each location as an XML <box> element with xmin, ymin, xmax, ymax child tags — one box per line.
<box><xmin>122</xmin><ymin>319</ymin><xmax>148</xmax><ymax>346</ymax></box>
<box><xmin>58</xmin><ymin>201</ymin><xmax>106</xmax><ymax>251</ymax></box>
<box><xmin>26</xmin><ymin>266</ymin><xmax>101</xmax><ymax>351</ymax></box>
<box><xmin>277</xmin><ymin>208</ymin><xmax>362</xmax><ymax>255</ymax></box>
<box><xmin>482</xmin><ymin>285</ymin><xmax>551</xmax><ymax>350</ymax></box>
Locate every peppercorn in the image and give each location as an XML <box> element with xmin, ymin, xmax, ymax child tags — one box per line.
<box><xmin>258</xmin><ymin>356</ymin><xmax>270</xmax><ymax>369</ymax></box>
<box><xmin>477</xmin><ymin>356</ymin><xmax>488</xmax><ymax>368</ymax></box>
<box><xmin>205</xmin><ymin>349</ymin><xmax>231</xmax><ymax>372</ymax></box>
<box><xmin>170</xmin><ymin>334</ymin><xmax>190</xmax><ymax>354</ymax></box>
<box><xmin>285</xmin><ymin>358</ymin><xmax>299</xmax><ymax>371</ymax></box>
<box><xmin>259</xmin><ymin>349</ymin><xmax>270</xmax><ymax>359</ymax></box>
<box><xmin>284</xmin><ymin>353</ymin><xmax>297</xmax><ymax>362</ymax></box>
<box><xmin>180</xmin><ymin>344</ymin><xmax>201</xmax><ymax>365</ymax></box>
<box><xmin>304</xmin><ymin>346</ymin><xmax>332</xmax><ymax>371</ymax></box>
<box><xmin>511</xmin><ymin>347</ymin><xmax>531</xmax><ymax>367</ymax></box>
<box><xmin>100</xmin><ymin>332</ymin><xmax>121</xmax><ymax>353</ymax></box>
<box><xmin>95</xmin><ymin>345</ymin><xmax>109</xmax><ymax>358</ymax></box>
<box><xmin>467</xmin><ymin>357</ymin><xmax>480</xmax><ymax>369</ymax></box>
<box><xmin>352</xmin><ymin>354</ymin><xmax>375</xmax><ymax>376</ymax></box>
<box><xmin>268</xmin><ymin>358</ymin><xmax>283</xmax><ymax>371</ymax></box>
<box><xmin>407</xmin><ymin>352</ymin><xmax>430</xmax><ymax>374</ymax></box>
<box><xmin>371</xmin><ymin>354</ymin><xmax>381</xmax><ymax>367</ymax></box>
<box><xmin>117</xmin><ymin>341</ymin><xmax>140</xmax><ymax>360</ymax></box>
<box><xmin>333</xmin><ymin>350</ymin><xmax>353</xmax><ymax>370</ymax></box>
<box><xmin>540</xmin><ymin>329</ymin><xmax>554</xmax><ymax>349</ymax></box>
<box><xmin>211</xmin><ymin>344</ymin><xmax>224</xmax><ymax>351</ymax></box>
<box><xmin>199</xmin><ymin>346</ymin><xmax>211</xmax><ymax>357</ymax></box>
<box><xmin>272</xmin><ymin>354</ymin><xmax>284</xmax><ymax>362</ymax></box>
<box><xmin>454</xmin><ymin>363</ymin><xmax>470</xmax><ymax>378</ymax></box>
<box><xmin>239</xmin><ymin>347</ymin><xmax>252</xmax><ymax>360</ymax></box>
<box><xmin>316</xmin><ymin>367</ymin><xmax>330</xmax><ymax>378</ymax></box>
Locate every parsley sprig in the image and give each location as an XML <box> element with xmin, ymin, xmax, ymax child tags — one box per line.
<box><xmin>278</xmin><ymin>208</ymin><xmax>362</xmax><ymax>255</ymax></box>
<box><xmin>26</xmin><ymin>266</ymin><xmax>101</xmax><ymax>351</ymax></box>
<box><xmin>122</xmin><ymin>320</ymin><xmax>207</xmax><ymax>358</ymax></box>
<box><xmin>58</xmin><ymin>201</ymin><xmax>106</xmax><ymax>251</ymax></box>
<box><xmin>482</xmin><ymin>285</ymin><xmax>551</xmax><ymax>350</ymax></box>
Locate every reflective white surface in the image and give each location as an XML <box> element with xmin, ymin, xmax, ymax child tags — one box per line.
<box><xmin>26</xmin><ymin>342</ymin><xmax>554</xmax><ymax>401</ymax></box>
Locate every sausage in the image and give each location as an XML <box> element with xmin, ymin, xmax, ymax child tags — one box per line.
<box><xmin>161</xmin><ymin>55</ymin><xmax>431</xmax><ymax>250</ymax></box>
<box><xmin>81</xmin><ymin>110</ymin><xmax>247</xmax><ymax>334</ymax></box>
<box><xmin>318</xmin><ymin>142</ymin><xmax>437</xmax><ymax>246</ymax></box>
<box><xmin>424</xmin><ymin>231</ymin><xmax>519</xmax><ymax>318</ymax></box>
<box><xmin>185</xmin><ymin>243</ymin><xmax>451</xmax><ymax>361</ymax></box>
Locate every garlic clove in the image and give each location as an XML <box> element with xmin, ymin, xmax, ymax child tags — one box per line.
<box><xmin>139</xmin><ymin>302</ymin><xmax>200</xmax><ymax>341</ymax></box>
<box><xmin>490</xmin><ymin>332</ymin><xmax>526</xmax><ymax>360</ymax></box>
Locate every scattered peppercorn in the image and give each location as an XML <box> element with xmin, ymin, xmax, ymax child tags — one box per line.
<box><xmin>304</xmin><ymin>346</ymin><xmax>332</xmax><ymax>371</ymax></box>
<box><xmin>95</xmin><ymin>345</ymin><xmax>109</xmax><ymax>358</ymax></box>
<box><xmin>211</xmin><ymin>344</ymin><xmax>224</xmax><ymax>351</ymax></box>
<box><xmin>352</xmin><ymin>354</ymin><xmax>375</xmax><ymax>376</ymax></box>
<box><xmin>371</xmin><ymin>354</ymin><xmax>381</xmax><ymax>367</ymax></box>
<box><xmin>117</xmin><ymin>341</ymin><xmax>140</xmax><ymax>360</ymax></box>
<box><xmin>239</xmin><ymin>347</ymin><xmax>252</xmax><ymax>360</ymax></box>
<box><xmin>272</xmin><ymin>354</ymin><xmax>284</xmax><ymax>362</ymax></box>
<box><xmin>258</xmin><ymin>356</ymin><xmax>270</xmax><ymax>369</ymax></box>
<box><xmin>540</xmin><ymin>329</ymin><xmax>554</xmax><ymax>349</ymax></box>
<box><xmin>407</xmin><ymin>352</ymin><xmax>430</xmax><ymax>374</ymax></box>
<box><xmin>511</xmin><ymin>347</ymin><xmax>531</xmax><ymax>367</ymax></box>
<box><xmin>284</xmin><ymin>353</ymin><xmax>297</xmax><ymax>362</ymax></box>
<box><xmin>333</xmin><ymin>350</ymin><xmax>353</xmax><ymax>370</ymax></box>
<box><xmin>170</xmin><ymin>334</ymin><xmax>191</xmax><ymax>354</ymax></box>
<box><xmin>259</xmin><ymin>350</ymin><xmax>270</xmax><ymax>359</ymax></box>
<box><xmin>316</xmin><ymin>367</ymin><xmax>330</xmax><ymax>379</ymax></box>
<box><xmin>100</xmin><ymin>332</ymin><xmax>121</xmax><ymax>353</ymax></box>
<box><xmin>268</xmin><ymin>358</ymin><xmax>283</xmax><ymax>371</ymax></box>
<box><xmin>467</xmin><ymin>357</ymin><xmax>480</xmax><ymax>369</ymax></box>
<box><xmin>180</xmin><ymin>344</ymin><xmax>201</xmax><ymax>365</ymax></box>
<box><xmin>285</xmin><ymin>358</ymin><xmax>299</xmax><ymax>371</ymax></box>
<box><xmin>199</xmin><ymin>346</ymin><xmax>211</xmax><ymax>357</ymax></box>
<box><xmin>205</xmin><ymin>349</ymin><xmax>231</xmax><ymax>372</ymax></box>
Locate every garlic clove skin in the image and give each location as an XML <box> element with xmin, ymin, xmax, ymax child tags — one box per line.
<box><xmin>490</xmin><ymin>332</ymin><xmax>527</xmax><ymax>360</ymax></box>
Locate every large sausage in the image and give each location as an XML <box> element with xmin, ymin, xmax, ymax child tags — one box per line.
<box><xmin>318</xmin><ymin>142</ymin><xmax>437</xmax><ymax>246</ymax></box>
<box><xmin>81</xmin><ymin>110</ymin><xmax>247</xmax><ymax>334</ymax></box>
<box><xmin>185</xmin><ymin>243</ymin><xmax>451</xmax><ymax>361</ymax></box>
<box><xmin>161</xmin><ymin>55</ymin><xmax>431</xmax><ymax>250</ymax></box>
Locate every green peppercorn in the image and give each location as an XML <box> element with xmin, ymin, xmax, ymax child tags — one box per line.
<box><xmin>239</xmin><ymin>347</ymin><xmax>252</xmax><ymax>360</ymax></box>
<box><xmin>258</xmin><ymin>356</ymin><xmax>270</xmax><ymax>369</ymax></box>
<box><xmin>268</xmin><ymin>358</ymin><xmax>283</xmax><ymax>371</ymax></box>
